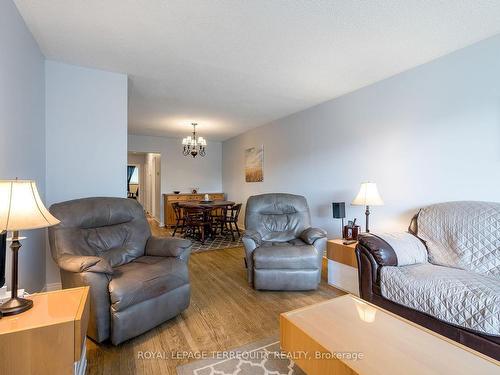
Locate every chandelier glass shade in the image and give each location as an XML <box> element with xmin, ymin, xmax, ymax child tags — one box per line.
<box><xmin>182</xmin><ymin>123</ymin><xmax>207</xmax><ymax>158</ymax></box>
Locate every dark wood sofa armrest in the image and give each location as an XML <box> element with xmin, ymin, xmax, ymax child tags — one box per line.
<box><xmin>357</xmin><ymin>233</ymin><xmax>398</xmax><ymax>266</ymax></box>
<box><xmin>355</xmin><ymin>244</ymin><xmax>379</xmax><ymax>300</ymax></box>
<box><xmin>355</xmin><ymin>233</ymin><xmax>398</xmax><ymax>300</ymax></box>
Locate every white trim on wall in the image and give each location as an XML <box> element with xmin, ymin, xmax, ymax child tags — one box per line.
<box><xmin>44</xmin><ymin>282</ymin><xmax>62</xmax><ymax>292</ymax></box>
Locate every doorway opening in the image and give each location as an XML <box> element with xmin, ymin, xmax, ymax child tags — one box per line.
<box><xmin>127</xmin><ymin>152</ymin><xmax>161</xmax><ymax>223</ymax></box>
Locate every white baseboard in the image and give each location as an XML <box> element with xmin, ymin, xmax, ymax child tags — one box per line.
<box><xmin>148</xmin><ymin>214</ymin><xmax>162</xmax><ymax>226</ymax></box>
<box><xmin>45</xmin><ymin>282</ymin><xmax>62</xmax><ymax>292</ymax></box>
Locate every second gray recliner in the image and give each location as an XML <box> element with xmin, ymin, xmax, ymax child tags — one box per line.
<box><xmin>242</xmin><ymin>193</ymin><xmax>326</xmax><ymax>291</ymax></box>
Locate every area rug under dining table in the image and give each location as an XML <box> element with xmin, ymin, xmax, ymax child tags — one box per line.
<box><xmin>171</xmin><ymin>230</ymin><xmax>243</xmax><ymax>253</ymax></box>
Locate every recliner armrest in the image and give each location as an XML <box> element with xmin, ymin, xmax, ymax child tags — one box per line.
<box><xmin>58</xmin><ymin>254</ymin><xmax>114</xmax><ymax>274</ymax></box>
<box><xmin>242</xmin><ymin>230</ymin><xmax>262</xmax><ymax>284</ymax></box>
<box><xmin>300</xmin><ymin>227</ymin><xmax>327</xmax><ymax>245</ymax></box>
<box><xmin>145</xmin><ymin>236</ymin><xmax>192</xmax><ymax>262</ymax></box>
<box><xmin>242</xmin><ymin>230</ymin><xmax>262</xmax><ymax>247</ymax></box>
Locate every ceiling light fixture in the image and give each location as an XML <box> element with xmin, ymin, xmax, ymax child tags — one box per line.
<box><xmin>182</xmin><ymin>123</ymin><xmax>206</xmax><ymax>158</ymax></box>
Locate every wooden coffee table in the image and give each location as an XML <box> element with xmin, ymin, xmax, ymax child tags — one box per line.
<box><xmin>280</xmin><ymin>295</ymin><xmax>499</xmax><ymax>374</ymax></box>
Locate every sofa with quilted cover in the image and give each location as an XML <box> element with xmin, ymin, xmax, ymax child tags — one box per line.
<box><xmin>356</xmin><ymin>201</ymin><xmax>500</xmax><ymax>360</ymax></box>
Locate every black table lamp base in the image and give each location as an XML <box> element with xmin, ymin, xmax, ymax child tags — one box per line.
<box><xmin>0</xmin><ymin>296</ymin><xmax>33</xmax><ymax>315</ymax></box>
<box><xmin>0</xmin><ymin>231</ymin><xmax>33</xmax><ymax>316</ymax></box>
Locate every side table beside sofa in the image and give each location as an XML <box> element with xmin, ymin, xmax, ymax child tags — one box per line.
<box><xmin>326</xmin><ymin>239</ymin><xmax>359</xmax><ymax>295</ymax></box>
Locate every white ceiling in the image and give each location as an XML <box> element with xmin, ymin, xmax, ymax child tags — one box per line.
<box><xmin>15</xmin><ymin>0</ymin><xmax>500</xmax><ymax>141</ymax></box>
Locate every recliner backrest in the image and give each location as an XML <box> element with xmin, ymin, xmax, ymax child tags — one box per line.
<box><xmin>48</xmin><ymin>197</ymin><xmax>151</xmax><ymax>268</ymax></box>
<box><xmin>245</xmin><ymin>193</ymin><xmax>311</xmax><ymax>242</ymax></box>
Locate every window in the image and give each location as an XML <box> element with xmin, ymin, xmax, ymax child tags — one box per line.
<box><xmin>129</xmin><ymin>166</ymin><xmax>139</xmax><ymax>184</ymax></box>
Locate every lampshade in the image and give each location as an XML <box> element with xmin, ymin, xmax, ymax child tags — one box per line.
<box><xmin>0</xmin><ymin>180</ymin><xmax>60</xmax><ymax>231</ymax></box>
<box><xmin>351</xmin><ymin>182</ymin><xmax>384</xmax><ymax>206</ymax></box>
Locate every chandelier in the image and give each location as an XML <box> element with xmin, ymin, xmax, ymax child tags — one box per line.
<box><xmin>182</xmin><ymin>123</ymin><xmax>207</xmax><ymax>158</ymax></box>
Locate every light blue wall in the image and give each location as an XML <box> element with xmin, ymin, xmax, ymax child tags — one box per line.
<box><xmin>45</xmin><ymin>60</ymin><xmax>128</xmax><ymax>284</ymax></box>
<box><xmin>0</xmin><ymin>0</ymin><xmax>46</xmax><ymax>292</ymax></box>
<box><xmin>45</xmin><ymin>61</ymin><xmax>128</xmax><ymax>204</ymax></box>
<box><xmin>223</xmin><ymin>34</ymin><xmax>500</xmax><ymax>236</ymax></box>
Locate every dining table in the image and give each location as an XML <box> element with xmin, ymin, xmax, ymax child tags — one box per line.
<box><xmin>177</xmin><ymin>200</ymin><xmax>235</xmax><ymax>210</ymax></box>
<box><xmin>177</xmin><ymin>200</ymin><xmax>235</xmax><ymax>242</ymax></box>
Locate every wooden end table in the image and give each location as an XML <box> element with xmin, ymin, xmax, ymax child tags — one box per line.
<box><xmin>327</xmin><ymin>239</ymin><xmax>359</xmax><ymax>295</ymax></box>
<box><xmin>0</xmin><ymin>287</ymin><xmax>90</xmax><ymax>375</ymax></box>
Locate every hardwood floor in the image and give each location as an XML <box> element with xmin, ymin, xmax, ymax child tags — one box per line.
<box><xmin>86</xmin><ymin>220</ymin><xmax>343</xmax><ymax>375</ymax></box>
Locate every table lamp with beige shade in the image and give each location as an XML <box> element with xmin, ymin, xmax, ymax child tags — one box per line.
<box><xmin>351</xmin><ymin>182</ymin><xmax>384</xmax><ymax>233</ymax></box>
<box><xmin>0</xmin><ymin>179</ymin><xmax>59</xmax><ymax>316</ymax></box>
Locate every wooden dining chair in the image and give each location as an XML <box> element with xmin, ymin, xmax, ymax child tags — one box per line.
<box><xmin>214</xmin><ymin>204</ymin><xmax>231</xmax><ymax>236</ymax></box>
<box><xmin>218</xmin><ymin>203</ymin><xmax>242</xmax><ymax>241</ymax></box>
<box><xmin>183</xmin><ymin>207</ymin><xmax>212</xmax><ymax>244</ymax></box>
<box><xmin>171</xmin><ymin>202</ymin><xmax>185</xmax><ymax>236</ymax></box>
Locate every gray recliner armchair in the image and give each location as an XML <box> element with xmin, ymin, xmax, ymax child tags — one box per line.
<box><xmin>242</xmin><ymin>193</ymin><xmax>327</xmax><ymax>291</ymax></box>
<box><xmin>48</xmin><ymin>197</ymin><xmax>192</xmax><ymax>345</ymax></box>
